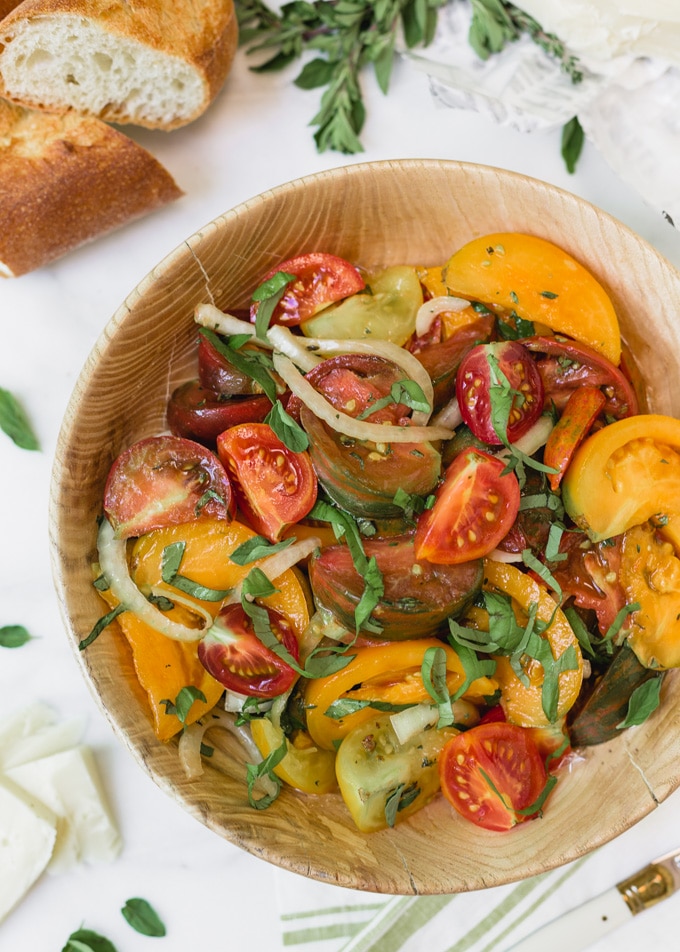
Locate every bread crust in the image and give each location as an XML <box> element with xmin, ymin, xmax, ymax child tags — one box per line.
<box><xmin>0</xmin><ymin>98</ymin><xmax>183</xmax><ymax>276</ymax></box>
<box><xmin>0</xmin><ymin>0</ymin><xmax>238</xmax><ymax>129</ymax></box>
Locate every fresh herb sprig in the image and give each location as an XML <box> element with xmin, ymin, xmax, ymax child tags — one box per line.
<box><xmin>236</xmin><ymin>0</ymin><xmax>584</xmax><ymax>170</ymax></box>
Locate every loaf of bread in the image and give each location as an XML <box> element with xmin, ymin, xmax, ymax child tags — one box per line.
<box><xmin>0</xmin><ymin>98</ymin><xmax>183</xmax><ymax>277</ymax></box>
<box><xmin>0</xmin><ymin>0</ymin><xmax>238</xmax><ymax>130</ymax></box>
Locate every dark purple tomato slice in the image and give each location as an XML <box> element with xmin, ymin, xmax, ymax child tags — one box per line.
<box><xmin>167</xmin><ymin>380</ymin><xmax>272</xmax><ymax>446</ymax></box>
<box><xmin>198</xmin><ymin>335</ymin><xmax>263</xmax><ymax>397</ymax></box>
<box><xmin>198</xmin><ymin>602</ymin><xmax>299</xmax><ymax>698</ymax></box>
<box><xmin>103</xmin><ymin>435</ymin><xmax>234</xmax><ymax>540</ymax></box>
<box><xmin>456</xmin><ymin>340</ymin><xmax>545</xmax><ymax>445</ymax></box>
<box><xmin>309</xmin><ymin>536</ymin><xmax>483</xmax><ymax>639</ymax></box>
<box><xmin>409</xmin><ymin>314</ymin><xmax>495</xmax><ymax>409</ymax></box>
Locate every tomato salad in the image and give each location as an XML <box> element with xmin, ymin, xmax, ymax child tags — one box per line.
<box><xmin>88</xmin><ymin>237</ymin><xmax>680</xmax><ymax>834</ymax></box>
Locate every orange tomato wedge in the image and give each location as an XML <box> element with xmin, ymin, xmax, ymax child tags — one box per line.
<box><xmin>444</xmin><ymin>233</ymin><xmax>621</xmax><ymax>365</ymax></box>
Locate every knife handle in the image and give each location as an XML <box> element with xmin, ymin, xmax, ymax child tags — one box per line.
<box><xmin>507</xmin><ymin>887</ymin><xmax>631</xmax><ymax>952</ymax></box>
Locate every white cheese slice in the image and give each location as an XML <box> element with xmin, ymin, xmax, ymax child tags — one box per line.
<box><xmin>0</xmin><ymin>776</ymin><xmax>57</xmax><ymax>923</ymax></box>
<box><xmin>0</xmin><ymin>702</ymin><xmax>85</xmax><ymax>770</ymax></box>
<box><xmin>6</xmin><ymin>745</ymin><xmax>122</xmax><ymax>874</ymax></box>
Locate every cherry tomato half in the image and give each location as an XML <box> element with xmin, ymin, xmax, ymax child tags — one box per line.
<box><xmin>103</xmin><ymin>435</ymin><xmax>234</xmax><ymax>540</ymax></box>
<box><xmin>456</xmin><ymin>341</ymin><xmax>544</xmax><ymax>445</ymax></box>
<box><xmin>249</xmin><ymin>252</ymin><xmax>365</xmax><ymax>327</ymax></box>
<box><xmin>414</xmin><ymin>449</ymin><xmax>520</xmax><ymax>564</ymax></box>
<box><xmin>216</xmin><ymin>422</ymin><xmax>317</xmax><ymax>542</ymax></box>
<box><xmin>439</xmin><ymin>722</ymin><xmax>549</xmax><ymax>831</ymax></box>
<box><xmin>167</xmin><ymin>380</ymin><xmax>272</xmax><ymax>446</ymax></box>
<box><xmin>198</xmin><ymin>334</ymin><xmax>264</xmax><ymax>396</ymax></box>
<box><xmin>198</xmin><ymin>602</ymin><xmax>299</xmax><ymax>698</ymax></box>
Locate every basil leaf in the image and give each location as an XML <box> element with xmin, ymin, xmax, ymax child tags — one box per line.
<box><xmin>246</xmin><ymin>738</ymin><xmax>286</xmax><ymax>809</ymax></box>
<box><xmin>198</xmin><ymin>328</ymin><xmax>278</xmax><ymax>402</ymax></box>
<box><xmin>384</xmin><ymin>782</ymin><xmax>419</xmax><ymax>827</ymax></box>
<box><xmin>79</xmin><ymin>603</ymin><xmax>126</xmax><ymax>651</ymax></box>
<box><xmin>230</xmin><ymin>535</ymin><xmax>295</xmax><ymax>566</ymax></box>
<box><xmin>161</xmin><ymin>541</ymin><xmax>233</xmax><ymax>601</ymax></box>
<box><xmin>121</xmin><ymin>898</ymin><xmax>166</xmax><ymax>937</ymax></box>
<box><xmin>521</xmin><ymin>548</ymin><xmax>563</xmax><ymax>600</ymax></box>
<box><xmin>160</xmin><ymin>685</ymin><xmax>207</xmax><ymax>724</ymax></box>
<box><xmin>561</xmin><ymin>115</ymin><xmax>585</xmax><ymax>174</ymax></box>
<box><xmin>62</xmin><ymin>930</ymin><xmax>118</xmax><ymax>952</ymax></box>
<box><xmin>0</xmin><ymin>624</ymin><xmax>32</xmax><ymax>648</ymax></box>
<box><xmin>252</xmin><ymin>270</ymin><xmax>296</xmax><ymax>340</ymax></box>
<box><xmin>0</xmin><ymin>387</ymin><xmax>40</xmax><ymax>450</ymax></box>
<box><xmin>353</xmin><ymin>555</ymin><xmax>384</xmax><ymax>633</ymax></box>
<box><xmin>264</xmin><ymin>400</ymin><xmax>309</xmax><ymax>452</ymax></box>
<box><xmin>421</xmin><ymin>646</ymin><xmax>454</xmax><ymax>727</ymax></box>
<box><xmin>617</xmin><ymin>676</ymin><xmax>664</xmax><ymax>729</ymax></box>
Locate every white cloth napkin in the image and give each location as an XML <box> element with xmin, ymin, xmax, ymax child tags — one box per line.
<box><xmin>273</xmin><ymin>788</ymin><xmax>680</xmax><ymax>952</ymax></box>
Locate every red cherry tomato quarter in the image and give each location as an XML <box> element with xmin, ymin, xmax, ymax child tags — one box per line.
<box><xmin>198</xmin><ymin>603</ymin><xmax>299</xmax><ymax>698</ymax></box>
<box><xmin>439</xmin><ymin>722</ymin><xmax>550</xmax><ymax>831</ymax></box>
<box><xmin>249</xmin><ymin>252</ymin><xmax>365</xmax><ymax>327</ymax></box>
<box><xmin>414</xmin><ymin>449</ymin><xmax>520</xmax><ymax>564</ymax></box>
<box><xmin>103</xmin><ymin>435</ymin><xmax>234</xmax><ymax>540</ymax></box>
<box><xmin>456</xmin><ymin>341</ymin><xmax>544</xmax><ymax>445</ymax></box>
<box><xmin>216</xmin><ymin>422</ymin><xmax>318</xmax><ymax>542</ymax></box>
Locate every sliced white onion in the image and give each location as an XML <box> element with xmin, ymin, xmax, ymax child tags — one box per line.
<box><xmin>273</xmin><ymin>352</ymin><xmax>454</xmax><ymax>444</ymax></box>
<box><xmin>97</xmin><ymin>518</ymin><xmax>206</xmax><ymax>642</ymax></box>
<box><xmin>496</xmin><ymin>413</ymin><xmax>554</xmax><ymax>462</ymax></box>
<box><xmin>177</xmin><ymin>709</ymin><xmax>277</xmax><ymax>799</ymax></box>
<box><xmin>266</xmin><ymin>324</ymin><xmax>323</xmax><ymax>372</ymax></box>
<box><xmin>194</xmin><ymin>303</ymin><xmax>264</xmax><ymax>342</ymax></box>
<box><xmin>267</xmin><ymin>326</ymin><xmax>435</xmax><ymax>426</ymax></box>
<box><xmin>487</xmin><ymin>548</ymin><xmax>525</xmax><ymax>563</ymax></box>
<box><xmin>390</xmin><ymin>704</ymin><xmax>438</xmax><ymax>745</ymax></box>
<box><xmin>297</xmin><ymin>608</ymin><xmax>352</xmax><ymax>662</ymax></box>
<box><xmin>431</xmin><ymin>396</ymin><xmax>463</xmax><ymax>430</ymax></box>
<box><xmin>415</xmin><ymin>295</ymin><xmax>470</xmax><ymax>338</ymax></box>
<box><xmin>226</xmin><ymin>536</ymin><xmax>321</xmax><ymax>605</ymax></box>
<box><xmin>148</xmin><ymin>584</ymin><xmax>214</xmax><ymax>630</ymax></box>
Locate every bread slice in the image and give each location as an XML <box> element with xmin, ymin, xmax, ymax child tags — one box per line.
<box><xmin>0</xmin><ymin>97</ymin><xmax>183</xmax><ymax>277</ymax></box>
<box><xmin>0</xmin><ymin>0</ymin><xmax>238</xmax><ymax>130</ymax></box>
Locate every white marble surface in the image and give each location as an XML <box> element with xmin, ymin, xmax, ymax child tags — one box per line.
<box><xmin>2</xmin><ymin>35</ymin><xmax>680</xmax><ymax>951</ymax></box>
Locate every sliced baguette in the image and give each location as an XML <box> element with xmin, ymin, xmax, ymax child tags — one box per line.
<box><xmin>0</xmin><ymin>0</ymin><xmax>238</xmax><ymax>130</ymax></box>
<box><xmin>0</xmin><ymin>97</ymin><xmax>182</xmax><ymax>277</ymax></box>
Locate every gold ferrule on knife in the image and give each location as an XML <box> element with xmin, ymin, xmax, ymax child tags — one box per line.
<box><xmin>616</xmin><ymin>863</ymin><xmax>676</xmax><ymax>915</ymax></box>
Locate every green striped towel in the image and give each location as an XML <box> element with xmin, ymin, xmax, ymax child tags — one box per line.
<box><xmin>274</xmin><ymin>790</ymin><xmax>680</xmax><ymax>952</ymax></box>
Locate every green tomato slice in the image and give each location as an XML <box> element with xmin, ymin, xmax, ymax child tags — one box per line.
<box><xmin>301</xmin><ymin>266</ymin><xmax>423</xmax><ymax>346</ymax></box>
<box><xmin>335</xmin><ymin>712</ymin><xmax>457</xmax><ymax>832</ymax></box>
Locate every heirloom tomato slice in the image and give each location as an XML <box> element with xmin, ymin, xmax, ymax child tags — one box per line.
<box><xmin>250</xmin><ymin>252</ymin><xmax>365</xmax><ymax>327</ymax></box>
<box><xmin>167</xmin><ymin>381</ymin><xmax>271</xmax><ymax>446</ymax></box>
<box><xmin>216</xmin><ymin>422</ymin><xmax>317</xmax><ymax>541</ymax></box>
<box><xmin>456</xmin><ymin>341</ymin><xmax>544</xmax><ymax>445</ymax></box>
<box><xmin>103</xmin><ymin>435</ymin><xmax>234</xmax><ymax>540</ymax></box>
<box><xmin>198</xmin><ymin>603</ymin><xmax>299</xmax><ymax>698</ymax></box>
<box><xmin>439</xmin><ymin>722</ymin><xmax>549</xmax><ymax>831</ymax></box>
<box><xmin>414</xmin><ymin>449</ymin><xmax>520</xmax><ymax>564</ymax></box>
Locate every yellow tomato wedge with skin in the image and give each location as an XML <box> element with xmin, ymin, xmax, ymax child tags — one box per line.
<box><xmin>97</xmin><ymin>519</ymin><xmax>310</xmax><ymax>740</ymax></box>
<box><xmin>304</xmin><ymin>639</ymin><xmax>497</xmax><ymax>751</ymax></box>
<box><xmin>443</xmin><ymin>233</ymin><xmax>621</xmax><ymax>365</ymax></box>
<box><xmin>562</xmin><ymin>414</ymin><xmax>680</xmax><ymax>548</ymax></box>
<box><xmin>476</xmin><ymin>560</ymin><xmax>583</xmax><ymax>727</ymax></box>
<box><xmin>250</xmin><ymin>717</ymin><xmax>338</xmax><ymax>795</ymax></box>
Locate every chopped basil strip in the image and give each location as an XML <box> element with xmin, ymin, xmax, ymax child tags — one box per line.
<box><xmin>0</xmin><ymin>624</ymin><xmax>32</xmax><ymax>648</ymax></box>
<box><xmin>230</xmin><ymin>535</ymin><xmax>295</xmax><ymax>565</ymax></box>
<box><xmin>384</xmin><ymin>782</ymin><xmax>420</xmax><ymax>827</ymax></box>
<box><xmin>161</xmin><ymin>541</ymin><xmax>233</xmax><ymax>601</ymax></box>
<box><xmin>246</xmin><ymin>738</ymin><xmax>286</xmax><ymax>809</ymax></box>
<box><xmin>603</xmin><ymin>602</ymin><xmax>641</xmax><ymax>644</ymax></box>
<box><xmin>521</xmin><ymin>548</ymin><xmax>563</xmax><ymax>600</ymax></box>
<box><xmin>421</xmin><ymin>646</ymin><xmax>455</xmax><ymax>727</ymax></box>
<box><xmin>356</xmin><ymin>379</ymin><xmax>431</xmax><ymax>420</ymax></box>
<box><xmin>79</xmin><ymin>603</ymin><xmax>126</xmax><ymax>651</ymax></box>
<box><xmin>61</xmin><ymin>928</ymin><xmax>118</xmax><ymax>952</ymax></box>
<box><xmin>265</xmin><ymin>399</ymin><xmax>309</xmax><ymax>452</ymax></box>
<box><xmin>199</xmin><ymin>327</ymin><xmax>278</xmax><ymax>402</ymax></box>
<box><xmin>252</xmin><ymin>270</ymin><xmax>296</xmax><ymax>340</ymax></box>
<box><xmin>160</xmin><ymin>685</ymin><xmax>207</xmax><ymax>724</ymax></box>
<box><xmin>324</xmin><ymin>698</ymin><xmax>414</xmax><ymax>719</ymax></box>
<box><xmin>121</xmin><ymin>898</ymin><xmax>166</xmax><ymax>937</ymax></box>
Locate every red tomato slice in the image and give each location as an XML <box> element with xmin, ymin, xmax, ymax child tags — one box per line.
<box><xmin>439</xmin><ymin>722</ymin><xmax>549</xmax><ymax>831</ymax></box>
<box><xmin>103</xmin><ymin>435</ymin><xmax>234</xmax><ymax>540</ymax></box>
<box><xmin>549</xmin><ymin>532</ymin><xmax>627</xmax><ymax>636</ymax></box>
<box><xmin>523</xmin><ymin>336</ymin><xmax>638</xmax><ymax>419</ymax></box>
<box><xmin>198</xmin><ymin>334</ymin><xmax>264</xmax><ymax>396</ymax></box>
<box><xmin>414</xmin><ymin>449</ymin><xmax>520</xmax><ymax>564</ymax></box>
<box><xmin>543</xmin><ymin>385</ymin><xmax>606</xmax><ymax>491</ymax></box>
<box><xmin>249</xmin><ymin>252</ymin><xmax>365</xmax><ymax>327</ymax></box>
<box><xmin>198</xmin><ymin>603</ymin><xmax>299</xmax><ymax>698</ymax></box>
<box><xmin>216</xmin><ymin>422</ymin><xmax>317</xmax><ymax>542</ymax></box>
<box><xmin>167</xmin><ymin>381</ymin><xmax>272</xmax><ymax>446</ymax></box>
<box><xmin>456</xmin><ymin>341</ymin><xmax>544</xmax><ymax>445</ymax></box>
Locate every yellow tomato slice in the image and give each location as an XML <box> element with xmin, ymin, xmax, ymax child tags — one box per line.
<box><xmin>620</xmin><ymin>524</ymin><xmax>680</xmax><ymax>670</ymax></box>
<box><xmin>304</xmin><ymin>639</ymin><xmax>497</xmax><ymax>751</ymax></box>
<box><xmin>479</xmin><ymin>560</ymin><xmax>584</xmax><ymax>727</ymax></box>
<box><xmin>443</xmin><ymin>233</ymin><xmax>621</xmax><ymax>365</ymax></box>
<box><xmin>98</xmin><ymin>519</ymin><xmax>310</xmax><ymax>740</ymax></box>
<box><xmin>562</xmin><ymin>414</ymin><xmax>680</xmax><ymax>545</ymax></box>
<box><xmin>250</xmin><ymin>717</ymin><xmax>337</xmax><ymax>795</ymax></box>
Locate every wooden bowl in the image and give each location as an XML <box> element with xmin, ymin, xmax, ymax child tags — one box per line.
<box><xmin>50</xmin><ymin>159</ymin><xmax>680</xmax><ymax>894</ymax></box>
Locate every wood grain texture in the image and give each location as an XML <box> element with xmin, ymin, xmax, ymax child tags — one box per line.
<box><xmin>49</xmin><ymin>160</ymin><xmax>680</xmax><ymax>895</ymax></box>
